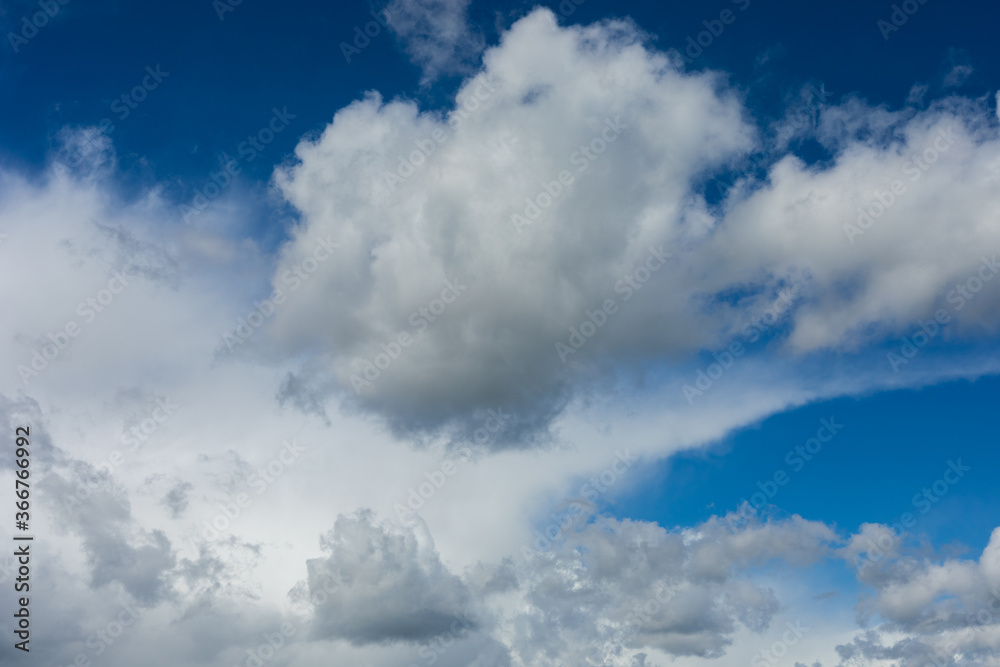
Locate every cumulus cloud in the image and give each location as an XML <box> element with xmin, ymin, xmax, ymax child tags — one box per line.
<box><xmin>269</xmin><ymin>9</ymin><xmax>754</xmax><ymax>444</ymax></box>
<box><xmin>504</xmin><ymin>513</ymin><xmax>836</xmax><ymax>664</ymax></box>
<box><xmin>290</xmin><ymin>506</ymin><xmax>838</xmax><ymax>664</ymax></box>
<box><xmin>3</xmin><ymin>7</ymin><xmax>1000</xmax><ymax>667</ymax></box>
<box><xmin>264</xmin><ymin>8</ymin><xmax>1000</xmax><ymax>446</ymax></box>
<box><xmin>287</xmin><ymin>511</ymin><xmax>1000</xmax><ymax>666</ymax></box>
<box><xmin>836</xmin><ymin>526</ymin><xmax>1000</xmax><ymax>666</ymax></box>
<box><xmin>303</xmin><ymin>510</ymin><xmax>475</xmax><ymax>644</ymax></box>
<box><xmin>719</xmin><ymin>95</ymin><xmax>1000</xmax><ymax>353</ymax></box>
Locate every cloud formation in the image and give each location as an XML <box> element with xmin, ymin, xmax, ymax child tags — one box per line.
<box><xmin>289</xmin><ymin>506</ymin><xmax>839</xmax><ymax>665</ymax></box>
<box><xmin>270</xmin><ymin>9</ymin><xmax>754</xmax><ymax>444</ymax></box>
<box><xmin>266</xmin><ymin>8</ymin><xmax>1000</xmax><ymax>446</ymax></box>
<box><xmin>1</xmin><ymin>6</ymin><xmax>998</xmax><ymax>667</ymax></box>
<box><xmin>836</xmin><ymin>526</ymin><xmax>1000</xmax><ymax>666</ymax></box>
<box><xmin>304</xmin><ymin>510</ymin><xmax>474</xmax><ymax>645</ymax></box>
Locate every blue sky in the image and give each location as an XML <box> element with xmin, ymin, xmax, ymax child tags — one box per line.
<box><xmin>2</xmin><ymin>1</ymin><xmax>1000</xmax><ymax>666</ymax></box>
<box><xmin>4</xmin><ymin>0</ymin><xmax>998</xmax><ymax>203</ymax></box>
<box><xmin>612</xmin><ymin>375</ymin><xmax>1000</xmax><ymax>552</ymax></box>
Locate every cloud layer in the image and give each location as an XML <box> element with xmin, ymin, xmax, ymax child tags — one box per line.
<box><xmin>1</xmin><ymin>6</ymin><xmax>999</xmax><ymax>667</ymax></box>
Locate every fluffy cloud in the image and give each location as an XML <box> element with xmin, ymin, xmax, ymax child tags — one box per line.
<box><xmin>279</xmin><ymin>481</ymin><xmax>1000</xmax><ymax>666</ymax></box>
<box><xmin>1</xmin><ymin>6</ymin><xmax>999</xmax><ymax>667</ymax></box>
<box><xmin>715</xmin><ymin>95</ymin><xmax>1000</xmax><ymax>352</ymax></box>
<box><xmin>287</xmin><ymin>507</ymin><xmax>838</xmax><ymax>665</ymax></box>
<box><xmin>270</xmin><ymin>9</ymin><xmax>754</xmax><ymax>444</ymax></box>
<box><xmin>303</xmin><ymin>510</ymin><xmax>475</xmax><ymax>644</ymax></box>
<box><xmin>504</xmin><ymin>513</ymin><xmax>835</xmax><ymax>665</ymax></box>
<box><xmin>836</xmin><ymin>527</ymin><xmax>1000</xmax><ymax>666</ymax></box>
<box><xmin>265</xmin><ymin>9</ymin><xmax>1000</xmax><ymax>446</ymax></box>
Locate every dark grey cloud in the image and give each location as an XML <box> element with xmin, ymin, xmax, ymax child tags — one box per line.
<box><xmin>292</xmin><ymin>507</ymin><xmax>838</xmax><ymax>664</ymax></box>
<box><xmin>276</xmin><ymin>369</ymin><xmax>333</xmax><ymax>426</ymax></box>
<box><xmin>304</xmin><ymin>509</ymin><xmax>475</xmax><ymax>645</ymax></box>
<box><xmin>0</xmin><ymin>393</ymin><xmax>176</xmax><ymax>607</ymax></box>
<box><xmin>40</xmin><ymin>463</ymin><xmax>176</xmax><ymax>606</ymax></box>
<box><xmin>163</xmin><ymin>480</ymin><xmax>194</xmax><ymax>518</ymax></box>
<box><xmin>0</xmin><ymin>393</ymin><xmax>58</xmax><ymax>471</ymax></box>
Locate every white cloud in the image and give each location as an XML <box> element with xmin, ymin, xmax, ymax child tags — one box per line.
<box><xmin>836</xmin><ymin>527</ymin><xmax>1000</xmax><ymax>666</ymax></box>
<box><xmin>2</xmin><ymin>7</ymin><xmax>1000</xmax><ymax>667</ymax></box>
<box><xmin>265</xmin><ymin>8</ymin><xmax>1000</xmax><ymax>447</ymax></box>
<box><xmin>500</xmin><ymin>513</ymin><xmax>836</xmax><ymax>664</ymax></box>
<box><xmin>270</xmin><ymin>9</ymin><xmax>755</xmax><ymax>443</ymax></box>
<box><xmin>385</xmin><ymin>0</ymin><xmax>484</xmax><ymax>83</ymax></box>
